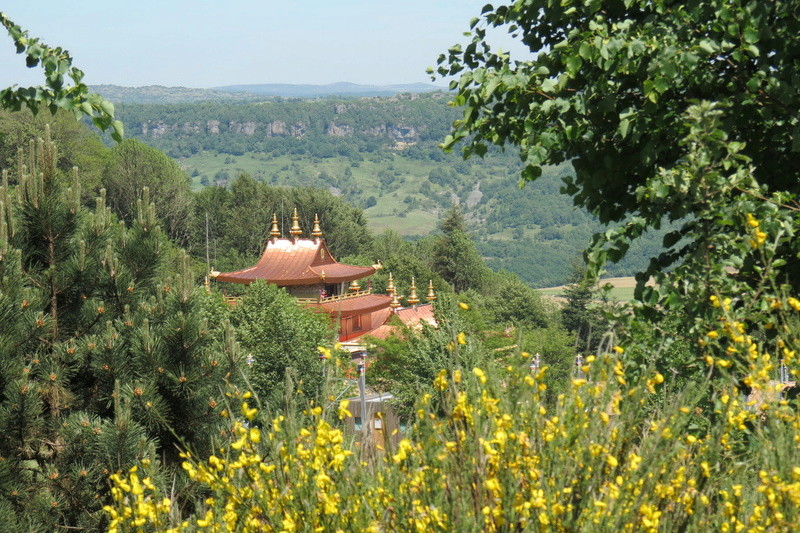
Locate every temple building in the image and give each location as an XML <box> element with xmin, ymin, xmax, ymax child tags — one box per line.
<box><xmin>212</xmin><ymin>209</ymin><xmax>393</xmax><ymax>342</ymax></box>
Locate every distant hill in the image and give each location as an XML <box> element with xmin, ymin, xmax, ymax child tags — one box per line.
<box><xmin>111</xmin><ymin>93</ymin><xmax>669</xmax><ymax>287</ymax></box>
<box><xmin>213</xmin><ymin>82</ymin><xmax>446</xmax><ymax>98</ymax></box>
<box><xmin>91</xmin><ymin>85</ymin><xmax>266</xmax><ymax>104</ymax></box>
<box><xmin>91</xmin><ymin>83</ymin><xmax>449</xmax><ymax>105</ymax></box>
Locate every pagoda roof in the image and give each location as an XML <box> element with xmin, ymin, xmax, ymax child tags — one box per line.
<box><xmin>215</xmin><ymin>238</ymin><xmax>375</xmax><ymax>286</ymax></box>
<box><xmin>314</xmin><ymin>294</ymin><xmax>393</xmax><ymax>318</ymax></box>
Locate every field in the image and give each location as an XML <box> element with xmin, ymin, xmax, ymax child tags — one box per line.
<box><xmin>537</xmin><ymin>276</ymin><xmax>651</xmax><ymax>301</ymax></box>
<box><xmin>181</xmin><ymin>151</ymin><xmax>458</xmax><ymax>236</ymax></box>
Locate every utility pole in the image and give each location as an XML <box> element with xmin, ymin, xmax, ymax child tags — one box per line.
<box><xmin>356</xmin><ymin>349</ymin><xmax>368</xmax><ymax>443</ymax></box>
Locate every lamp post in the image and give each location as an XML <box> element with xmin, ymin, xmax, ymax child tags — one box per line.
<box><xmin>575</xmin><ymin>354</ymin><xmax>585</xmax><ymax>380</ymax></box>
<box><xmin>355</xmin><ymin>349</ymin><xmax>368</xmax><ymax>441</ymax></box>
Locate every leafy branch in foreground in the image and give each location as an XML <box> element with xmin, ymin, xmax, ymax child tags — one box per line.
<box><xmin>0</xmin><ymin>12</ymin><xmax>123</xmax><ymax>141</ymax></box>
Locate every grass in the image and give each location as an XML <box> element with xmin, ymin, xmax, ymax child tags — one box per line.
<box><xmin>537</xmin><ymin>277</ymin><xmax>641</xmax><ymax>301</ymax></box>
<box><xmin>180</xmin><ymin>150</ymin><xmax>513</xmax><ymax>237</ymax></box>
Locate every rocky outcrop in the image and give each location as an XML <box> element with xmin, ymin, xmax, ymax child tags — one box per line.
<box><xmin>326</xmin><ymin>123</ymin><xmax>353</xmax><ymax>137</ymax></box>
<box><xmin>138</xmin><ymin>119</ymin><xmax>418</xmax><ymax>141</ymax></box>
<box><xmin>182</xmin><ymin>122</ymin><xmax>203</xmax><ymax>133</ymax></box>
<box><xmin>228</xmin><ymin>121</ymin><xmax>258</xmax><ymax>135</ymax></box>
<box><xmin>363</xmin><ymin>124</ymin><xmax>417</xmax><ymax>141</ymax></box>
<box><xmin>141</xmin><ymin>121</ymin><xmax>170</xmax><ymax>138</ymax></box>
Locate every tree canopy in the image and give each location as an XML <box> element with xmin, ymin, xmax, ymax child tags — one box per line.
<box><xmin>1</xmin><ymin>12</ymin><xmax>122</xmax><ymax>140</ymax></box>
<box><xmin>437</xmin><ymin>0</ymin><xmax>800</xmax><ymax>279</ymax></box>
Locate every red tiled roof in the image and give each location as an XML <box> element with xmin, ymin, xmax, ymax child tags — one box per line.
<box><xmin>363</xmin><ymin>323</ymin><xmax>398</xmax><ymax>340</ymax></box>
<box><xmin>358</xmin><ymin>304</ymin><xmax>438</xmax><ymax>341</ymax></box>
<box><xmin>314</xmin><ymin>294</ymin><xmax>393</xmax><ymax>318</ymax></box>
<box><xmin>215</xmin><ymin>238</ymin><xmax>375</xmax><ymax>285</ymax></box>
<box><xmin>395</xmin><ymin>304</ymin><xmax>437</xmax><ymax>327</ymax></box>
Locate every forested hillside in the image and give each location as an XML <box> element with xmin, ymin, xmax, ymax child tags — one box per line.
<box><xmin>112</xmin><ymin>93</ymin><xmax>665</xmax><ymax>287</ymax></box>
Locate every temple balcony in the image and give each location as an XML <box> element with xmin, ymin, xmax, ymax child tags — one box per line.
<box><xmin>295</xmin><ymin>288</ymin><xmax>373</xmax><ymax>304</ymax></box>
<box><xmin>223</xmin><ymin>288</ymin><xmax>374</xmax><ymax>307</ymax></box>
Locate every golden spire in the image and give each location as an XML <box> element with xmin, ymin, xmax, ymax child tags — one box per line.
<box><xmin>426</xmin><ymin>280</ymin><xmax>437</xmax><ymax>302</ymax></box>
<box><xmin>349</xmin><ymin>279</ymin><xmax>361</xmax><ymax>292</ymax></box>
<box><xmin>407</xmin><ymin>277</ymin><xmax>420</xmax><ymax>305</ymax></box>
<box><xmin>386</xmin><ymin>272</ymin><xmax>396</xmax><ymax>296</ymax></box>
<box><xmin>289</xmin><ymin>208</ymin><xmax>302</xmax><ymax>238</ymax></box>
<box><xmin>269</xmin><ymin>213</ymin><xmax>280</xmax><ymax>239</ymax></box>
<box><xmin>311</xmin><ymin>213</ymin><xmax>323</xmax><ymax>239</ymax></box>
<box><xmin>390</xmin><ymin>291</ymin><xmax>401</xmax><ymax>309</ymax></box>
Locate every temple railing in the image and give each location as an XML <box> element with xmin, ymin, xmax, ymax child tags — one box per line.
<box><xmin>295</xmin><ymin>289</ymin><xmax>372</xmax><ymax>305</ymax></box>
<box><xmin>224</xmin><ymin>288</ymin><xmax>374</xmax><ymax>307</ymax></box>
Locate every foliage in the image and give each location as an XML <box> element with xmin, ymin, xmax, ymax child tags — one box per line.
<box><xmin>0</xmin><ymin>108</ymin><xmax>109</xmax><ymax>195</ymax></box>
<box><xmin>561</xmin><ymin>260</ymin><xmax>609</xmax><ymax>352</ymax></box>
<box><xmin>604</xmin><ymin>104</ymin><xmax>800</xmax><ymax>389</ymax></box>
<box><xmin>103</xmin><ymin>139</ymin><xmax>194</xmax><ymax>246</ymax></box>
<box><xmin>481</xmin><ymin>271</ymin><xmax>552</xmax><ymax>329</ymax></box>
<box><xmin>368</xmin><ymin>295</ymin><xmax>495</xmax><ymax>419</ymax></box>
<box><xmin>0</xmin><ymin>132</ymin><xmax>241</xmax><ymax>529</ymax></box>
<box><xmin>104</xmin><ymin>337</ymin><xmax>800</xmax><ymax>531</ymax></box>
<box><xmin>357</xmin><ymin>230</ymin><xmax>448</xmax><ymax>305</ymax></box>
<box><xmin>432</xmin><ymin>206</ymin><xmax>490</xmax><ymax>292</ymax></box>
<box><xmin>436</xmin><ymin>0</ymin><xmax>800</xmax><ymax>282</ymax></box>
<box><xmin>193</xmin><ymin>174</ymin><xmax>373</xmax><ymax>273</ymax></box>
<box><xmin>0</xmin><ymin>12</ymin><xmax>123</xmax><ymax>141</ymax></box>
<box><xmin>117</xmin><ymin>95</ymin><xmax>670</xmax><ymax>287</ymax></box>
<box><xmin>231</xmin><ymin>281</ymin><xmax>331</xmax><ymax>408</ymax></box>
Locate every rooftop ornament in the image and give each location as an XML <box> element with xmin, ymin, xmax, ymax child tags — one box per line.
<box><xmin>407</xmin><ymin>277</ymin><xmax>420</xmax><ymax>306</ymax></box>
<box><xmin>386</xmin><ymin>272</ymin><xmax>396</xmax><ymax>296</ymax></box>
<box><xmin>311</xmin><ymin>213</ymin><xmax>323</xmax><ymax>240</ymax></box>
<box><xmin>269</xmin><ymin>213</ymin><xmax>280</xmax><ymax>240</ymax></box>
<box><xmin>289</xmin><ymin>207</ymin><xmax>303</xmax><ymax>239</ymax></box>
<box><xmin>426</xmin><ymin>280</ymin><xmax>437</xmax><ymax>302</ymax></box>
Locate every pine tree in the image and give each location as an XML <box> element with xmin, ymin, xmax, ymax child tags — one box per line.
<box><xmin>561</xmin><ymin>261</ymin><xmax>608</xmax><ymax>353</ymax></box>
<box><xmin>0</xmin><ymin>129</ymin><xmax>242</xmax><ymax>529</ymax></box>
<box><xmin>432</xmin><ymin>206</ymin><xmax>488</xmax><ymax>293</ymax></box>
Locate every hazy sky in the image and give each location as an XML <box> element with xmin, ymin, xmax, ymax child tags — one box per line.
<box><xmin>0</xmin><ymin>1</ymin><xmax>525</xmax><ymax>88</ymax></box>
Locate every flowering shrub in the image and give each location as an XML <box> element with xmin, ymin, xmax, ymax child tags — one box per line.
<box><xmin>104</xmin><ymin>335</ymin><xmax>800</xmax><ymax>531</ymax></box>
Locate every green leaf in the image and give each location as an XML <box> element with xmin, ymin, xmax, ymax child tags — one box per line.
<box><xmin>484</xmin><ymin>76</ymin><xmax>501</xmax><ymax>97</ymax></box>
<box><xmin>565</xmin><ymin>54</ymin><xmax>582</xmax><ymax>74</ymax></box>
<box><xmin>743</xmin><ymin>27</ymin><xmax>759</xmax><ymax>44</ymax></box>
<box><xmin>619</xmin><ymin>118</ymin><xmax>630</xmax><ymax>139</ymax></box>
<box><xmin>653</xmin><ymin>77</ymin><xmax>669</xmax><ymax>94</ymax></box>
<box><xmin>698</xmin><ymin>40</ymin><xmax>716</xmax><ymax>54</ymax></box>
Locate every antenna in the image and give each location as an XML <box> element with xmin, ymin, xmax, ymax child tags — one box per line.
<box><xmin>205</xmin><ymin>212</ymin><xmax>211</xmax><ymax>274</ymax></box>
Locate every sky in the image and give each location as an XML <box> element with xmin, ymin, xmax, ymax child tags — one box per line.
<box><xmin>0</xmin><ymin>1</ymin><xmax>525</xmax><ymax>89</ymax></box>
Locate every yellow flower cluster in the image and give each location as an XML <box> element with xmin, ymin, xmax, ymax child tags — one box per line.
<box><xmin>103</xmin><ymin>462</ymin><xmax>179</xmax><ymax>533</ymax></box>
<box><xmin>104</xmin><ymin>344</ymin><xmax>800</xmax><ymax>532</ymax></box>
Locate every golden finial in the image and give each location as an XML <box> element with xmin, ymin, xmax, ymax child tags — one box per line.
<box><xmin>290</xmin><ymin>208</ymin><xmax>302</xmax><ymax>238</ymax></box>
<box><xmin>349</xmin><ymin>279</ymin><xmax>361</xmax><ymax>292</ymax></box>
<box><xmin>269</xmin><ymin>213</ymin><xmax>280</xmax><ymax>239</ymax></box>
<box><xmin>390</xmin><ymin>292</ymin><xmax>401</xmax><ymax>309</ymax></box>
<box><xmin>386</xmin><ymin>272</ymin><xmax>396</xmax><ymax>296</ymax></box>
<box><xmin>407</xmin><ymin>277</ymin><xmax>420</xmax><ymax>305</ymax></box>
<box><xmin>311</xmin><ymin>213</ymin><xmax>323</xmax><ymax>239</ymax></box>
<box><xmin>426</xmin><ymin>280</ymin><xmax>437</xmax><ymax>302</ymax></box>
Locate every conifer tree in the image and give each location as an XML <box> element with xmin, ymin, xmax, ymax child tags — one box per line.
<box><xmin>432</xmin><ymin>206</ymin><xmax>489</xmax><ymax>293</ymax></box>
<box><xmin>0</xmin><ymin>129</ymin><xmax>242</xmax><ymax>530</ymax></box>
